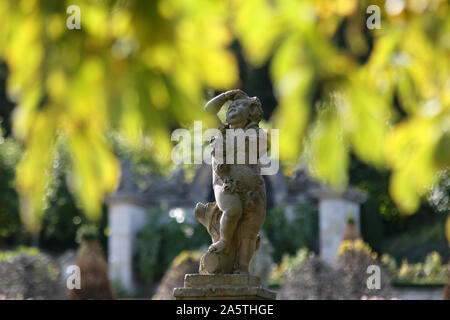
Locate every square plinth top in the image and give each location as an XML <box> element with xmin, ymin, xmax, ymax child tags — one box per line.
<box><xmin>184</xmin><ymin>274</ymin><xmax>261</xmax><ymax>288</ymax></box>
<box><xmin>173</xmin><ymin>274</ymin><xmax>277</xmax><ymax>300</ymax></box>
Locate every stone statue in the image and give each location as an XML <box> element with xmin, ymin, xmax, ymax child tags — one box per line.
<box><xmin>173</xmin><ymin>90</ymin><xmax>276</xmax><ymax>299</ymax></box>
<box><xmin>194</xmin><ymin>89</ymin><xmax>267</xmax><ymax>275</ymax></box>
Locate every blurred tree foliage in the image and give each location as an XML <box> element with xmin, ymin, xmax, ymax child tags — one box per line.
<box><xmin>0</xmin><ymin>129</ymin><xmax>110</xmax><ymax>250</ymax></box>
<box><xmin>0</xmin><ymin>0</ymin><xmax>448</xmax><ymax>234</ymax></box>
<box><xmin>0</xmin><ymin>63</ymin><xmax>15</xmax><ymax>136</ymax></box>
<box><xmin>0</xmin><ymin>129</ymin><xmax>22</xmax><ymax>245</ymax></box>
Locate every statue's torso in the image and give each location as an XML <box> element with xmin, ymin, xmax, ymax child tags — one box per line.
<box><xmin>210</xmin><ymin>125</ymin><xmax>266</xmax><ymax>206</ymax></box>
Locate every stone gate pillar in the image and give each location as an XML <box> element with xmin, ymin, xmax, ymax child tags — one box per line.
<box><xmin>105</xmin><ymin>161</ymin><xmax>192</xmax><ymax>295</ymax></box>
<box><xmin>310</xmin><ymin>187</ymin><xmax>366</xmax><ymax>265</ymax></box>
<box><xmin>107</xmin><ymin>197</ymin><xmax>147</xmax><ymax>294</ymax></box>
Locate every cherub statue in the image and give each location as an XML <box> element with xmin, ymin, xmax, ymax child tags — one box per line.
<box><xmin>194</xmin><ymin>89</ymin><xmax>267</xmax><ymax>275</ymax></box>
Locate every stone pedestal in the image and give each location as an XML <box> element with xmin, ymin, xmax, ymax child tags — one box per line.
<box><xmin>173</xmin><ymin>274</ymin><xmax>277</xmax><ymax>300</ymax></box>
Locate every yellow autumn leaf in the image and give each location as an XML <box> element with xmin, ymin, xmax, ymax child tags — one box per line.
<box><xmin>307</xmin><ymin>105</ymin><xmax>349</xmax><ymax>188</ymax></box>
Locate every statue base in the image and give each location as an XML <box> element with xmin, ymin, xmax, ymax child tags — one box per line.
<box><xmin>173</xmin><ymin>274</ymin><xmax>276</xmax><ymax>300</ymax></box>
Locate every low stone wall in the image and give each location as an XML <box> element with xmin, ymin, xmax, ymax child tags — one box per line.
<box><xmin>391</xmin><ymin>286</ymin><xmax>444</xmax><ymax>300</ymax></box>
<box><xmin>0</xmin><ymin>252</ymin><xmax>67</xmax><ymax>299</ymax></box>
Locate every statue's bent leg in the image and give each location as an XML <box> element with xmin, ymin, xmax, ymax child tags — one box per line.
<box><xmin>208</xmin><ymin>186</ymin><xmax>243</xmax><ymax>253</ymax></box>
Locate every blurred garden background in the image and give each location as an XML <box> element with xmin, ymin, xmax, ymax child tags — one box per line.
<box><xmin>0</xmin><ymin>0</ymin><xmax>449</xmax><ymax>299</ymax></box>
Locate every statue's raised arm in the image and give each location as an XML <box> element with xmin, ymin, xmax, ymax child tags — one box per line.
<box><xmin>204</xmin><ymin>89</ymin><xmax>249</xmax><ymax>115</ymax></box>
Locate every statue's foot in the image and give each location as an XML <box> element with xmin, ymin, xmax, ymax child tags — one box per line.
<box><xmin>233</xmin><ymin>268</ymin><xmax>249</xmax><ymax>275</ymax></box>
<box><xmin>208</xmin><ymin>240</ymin><xmax>227</xmax><ymax>253</ymax></box>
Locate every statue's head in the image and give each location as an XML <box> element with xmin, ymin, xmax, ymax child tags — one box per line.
<box><xmin>226</xmin><ymin>96</ymin><xmax>263</xmax><ymax>128</ymax></box>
